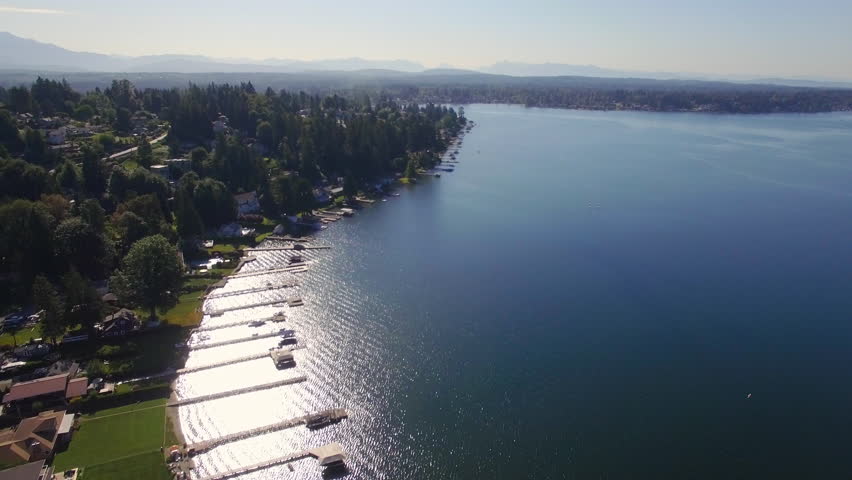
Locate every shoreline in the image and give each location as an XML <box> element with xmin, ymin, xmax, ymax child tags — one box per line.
<box><xmin>167</xmin><ymin>120</ymin><xmax>474</xmax><ymax>466</ymax></box>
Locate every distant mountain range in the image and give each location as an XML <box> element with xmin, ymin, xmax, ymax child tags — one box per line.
<box><xmin>0</xmin><ymin>32</ymin><xmax>425</xmax><ymax>73</ymax></box>
<box><xmin>2</xmin><ymin>32</ymin><xmax>851</xmax><ymax>89</ymax></box>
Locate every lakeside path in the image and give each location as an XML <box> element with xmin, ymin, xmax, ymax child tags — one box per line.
<box><xmin>106</xmin><ymin>132</ymin><xmax>168</xmax><ymax>160</ymax></box>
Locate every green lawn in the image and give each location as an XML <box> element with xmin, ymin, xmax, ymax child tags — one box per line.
<box><xmin>54</xmin><ymin>398</ymin><xmax>168</xmax><ymax>472</ymax></box>
<box><xmin>80</xmin><ymin>398</ymin><xmax>166</xmax><ymax>420</ymax></box>
<box><xmin>161</xmin><ymin>291</ymin><xmax>203</xmax><ymax>327</ymax></box>
<box><xmin>121</xmin><ymin>158</ymin><xmax>138</xmax><ymax>171</ymax></box>
<box><xmin>83</xmin><ymin>451</ymin><xmax>171</xmax><ymax>480</ymax></box>
<box><xmin>0</xmin><ymin>325</ymin><xmax>43</xmax><ymax>347</ymax></box>
<box><xmin>54</xmin><ymin>399</ymin><xmax>166</xmax><ymax>472</ymax></box>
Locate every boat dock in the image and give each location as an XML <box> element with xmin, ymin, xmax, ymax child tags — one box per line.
<box><xmin>206</xmin><ymin>297</ymin><xmax>296</xmax><ymax>315</ymax></box>
<box><xmin>186</xmin><ymin>409</ymin><xmax>348</xmax><ymax>453</ymax></box>
<box><xmin>206</xmin><ymin>282</ymin><xmax>298</xmax><ymax>299</ymax></box>
<box><xmin>176</xmin><ymin>346</ymin><xmax>305</xmax><ymax>374</ymax></box>
<box><xmin>168</xmin><ymin>376</ymin><xmax>307</xmax><ymax>406</ymax></box>
<box><xmin>244</xmin><ymin>245</ymin><xmax>331</xmax><ymax>252</ymax></box>
<box><xmin>228</xmin><ymin>266</ymin><xmax>308</xmax><ymax>279</ymax></box>
<box><xmin>194</xmin><ymin>443</ymin><xmax>347</xmax><ymax>480</ymax></box>
<box><xmin>189</xmin><ymin>329</ymin><xmax>290</xmax><ymax>350</ymax></box>
<box><xmin>191</xmin><ymin>315</ymin><xmax>285</xmax><ymax>333</ymax></box>
<box><xmin>265</xmin><ymin>236</ymin><xmax>310</xmax><ymax>242</ymax></box>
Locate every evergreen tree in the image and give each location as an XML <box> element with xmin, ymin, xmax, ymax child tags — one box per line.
<box><xmin>62</xmin><ymin>270</ymin><xmax>103</xmax><ymax>334</ymax></box>
<box><xmin>32</xmin><ymin>275</ymin><xmax>64</xmax><ymax>344</ymax></box>
<box><xmin>136</xmin><ymin>139</ymin><xmax>153</xmax><ymax>169</ymax></box>
<box><xmin>81</xmin><ymin>145</ymin><xmax>107</xmax><ymax>197</ymax></box>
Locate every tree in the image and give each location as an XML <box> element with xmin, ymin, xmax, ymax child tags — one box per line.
<box><xmin>0</xmin><ymin>157</ymin><xmax>56</xmax><ymax>200</ymax></box>
<box><xmin>79</xmin><ymin>199</ymin><xmax>106</xmax><ymax>233</ymax></box>
<box><xmin>136</xmin><ymin>139</ymin><xmax>153</xmax><ymax>169</ymax></box>
<box><xmin>404</xmin><ymin>158</ymin><xmax>417</xmax><ymax>179</ymax></box>
<box><xmin>62</xmin><ymin>270</ymin><xmax>103</xmax><ymax>334</ymax></box>
<box><xmin>54</xmin><ymin>217</ymin><xmax>114</xmax><ymax>279</ymax></box>
<box><xmin>189</xmin><ymin>146</ymin><xmax>208</xmax><ymax>175</ymax></box>
<box><xmin>343</xmin><ymin>173</ymin><xmax>358</xmax><ymax>198</ymax></box>
<box><xmin>32</xmin><ymin>275</ymin><xmax>64</xmax><ymax>344</ymax></box>
<box><xmin>175</xmin><ymin>189</ymin><xmax>203</xmax><ymax>238</ymax></box>
<box><xmin>23</xmin><ymin>128</ymin><xmax>48</xmax><ymax>166</ymax></box>
<box><xmin>81</xmin><ymin>145</ymin><xmax>107</xmax><ymax>196</ymax></box>
<box><xmin>112</xmin><ymin>211</ymin><xmax>150</xmax><ymax>253</ymax></box>
<box><xmin>0</xmin><ymin>110</ymin><xmax>23</xmax><ymax>153</ymax></box>
<box><xmin>256</xmin><ymin>121</ymin><xmax>274</xmax><ymax>150</ymax></box>
<box><xmin>193</xmin><ymin>178</ymin><xmax>236</xmax><ymax>228</ymax></box>
<box><xmin>57</xmin><ymin>160</ymin><xmax>80</xmax><ymax>191</ymax></box>
<box><xmin>0</xmin><ymin>200</ymin><xmax>56</xmax><ymax>287</ymax></box>
<box><xmin>292</xmin><ymin>177</ymin><xmax>315</xmax><ymax>214</ymax></box>
<box><xmin>114</xmin><ymin>107</ymin><xmax>132</xmax><ymax>133</ymax></box>
<box><xmin>40</xmin><ymin>194</ymin><xmax>70</xmax><ymax>223</ymax></box>
<box><xmin>73</xmin><ymin>104</ymin><xmax>95</xmax><ymax>121</ymax></box>
<box><xmin>110</xmin><ymin>235</ymin><xmax>183</xmax><ymax>320</ymax></box>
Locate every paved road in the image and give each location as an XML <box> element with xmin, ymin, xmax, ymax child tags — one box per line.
<box><xmin>106</xmin><ymin>132</ymin><xmax>168</xmax><ymax>160</ymax></box>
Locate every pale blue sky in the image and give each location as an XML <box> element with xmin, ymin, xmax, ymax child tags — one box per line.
<box><xmin>2</xmin><ymin>0</ymin><xmax>852</xmax><ymax>78</ymax></box>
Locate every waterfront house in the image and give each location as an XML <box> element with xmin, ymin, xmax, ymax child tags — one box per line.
<box><xmin>46</xmin><ymin>127</ymin><xmax>66</xmax><ymax>146</ymax></box>
<box><xmin>212</xmin><ymin>115</ymin><xmax>229</xmax><ymax>134</ymax></box>
<box><xmin>150</xmin><ymin>165</ymin><xmax>170</xmax><ymax>180</ymax></box>
<box><xmin>313</xmin><ymin>188</ymin><xmax>331</xmax><ymax>205</ymax></box>
<box><xmin>0</xmin><ymin>411</ymin><xmax>73</xmax><ymax>465</ymax></box>
<box><xmin>234</xmin><ymin>191</ymin><xmax>260</xmax><ymax>215</ymax></box>
<box><xmin>95</xmin><ymin>309</ymin><xmax>140</xmax><ymax>338</ymax></box>
<box><xmin>164</xmin><ymin>158</ymin><xmax>191</xmax><ymax>175</ymax></box>
<box><xmin>3</xmin><ymin>374</ymin><xmax>88</xmax><ymax>411</ymax></box>
<box><xmin>0</xmin><ymin>459</ymin><xmax>54</xmax><ymax>480</ymax></box>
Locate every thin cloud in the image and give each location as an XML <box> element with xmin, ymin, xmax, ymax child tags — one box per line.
<box><xmin>0</xmin><ymin>5</ymin><xmax>68</xmax><ymax>14</ymax></box>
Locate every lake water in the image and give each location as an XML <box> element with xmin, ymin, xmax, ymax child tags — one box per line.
<box><xmin>177</xmin><ymin>105</ymin><xmax>852</xmax><ymax>479</ymax></box>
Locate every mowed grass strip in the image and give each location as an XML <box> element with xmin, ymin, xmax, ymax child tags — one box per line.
<box><xmin>83</xmin><ymin>451</ymin><xmax>171</xmax><ymax>480</ymax></box>
<box><xmin>53</xmin><ymin>399</ymin><xmax>167</xmax><ymax>471</ymax></box>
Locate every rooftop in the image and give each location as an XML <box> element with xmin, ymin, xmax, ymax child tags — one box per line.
<box><xmin>0</xmin><ymin>460</ymin><xmax>46</xmax><ymax>480</ymax></box>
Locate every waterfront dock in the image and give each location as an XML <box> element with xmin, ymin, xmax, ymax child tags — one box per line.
<box><xmin>189</xmin><ymin>329</ymin><xmax>291</xmax><ymax>350</ymax></box>
<box><xmin>244</xmin><ymin>245</ymin><xmax>331</xmax><ymax>252</ymax></box>
<box><xmin>265</xmin><ymin>236</ymin><xmax>310</xmax><ymax>242</ymax></box>
<box><xmin>194</xmin><ymin>443</ymin><xmax>347</xmax><ymax>480</ymax></box>
<box><xmin>228</xmin><ymin>266</ymin><xmax>308</xmax><ymax>279</ymax></box>
<box><xmin>168</xmin><ymin>376</ymin><xmax>307</xmax><ymax>406</ymax></box>
<box><xmin>206</xmin><ymin>297</ymin><xmax>297</xmax><ymax>315</ymax></box>
<box><xmin>186</xmin><ymin>408</ymin><xmax>348</xmax><ymax>453</ymax></box>
<box><xmin>176</xmin><ymin>346</ymin><xmax>305</xmax><ymax>374</ymax></box>
<box><xmin>192</xmin><ymin>315</ymin><xmax>284</xmax><ymax>333</ymax></box>
<box><xmin>206</xmin><ymin>281</ymin><xmax>298</xmax><ymax>299</ymax></box>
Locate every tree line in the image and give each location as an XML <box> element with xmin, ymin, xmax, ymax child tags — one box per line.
<box><xmin>0</xmin><ymin>78</ymin><xmax>466</xmax><ymax>329</ymax></box>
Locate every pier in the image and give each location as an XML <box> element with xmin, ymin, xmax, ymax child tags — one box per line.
<box><xmin>206</xmin><ymin>282</ymin><xmax>298</xmax><ymax>299</ymax></box>
<box><xmin>265</xmin><ymin>236</ymin><xmax>310</xmax><ymax>242</ymax></box>
<box><xmin>176</xmin><ymin>346</ymin><xmax>304</xmax><ymax>374</ymax></box>
<box><xmin>228</xmin><ymin>266</ymin><xmax>309</xmax><ymax>279</ymax></box>
<box><xmin>194</xmin><ymin>443</ymin><xmax>347</xmax><ymax>480</ymax></box>
<box><xmin>186</xmin><ymin>409</ymin><xmax>348</xmax><ymax>453</ymax></box>
<box><xmin>192</xmin><ymin>315</ymin><xmax>285</xmax><ymax>333</ymax></box>
<box><xmin>244</xmin><ymin>245</ymin><xmax>331</xmax><ymax>252</ymax></box>
<box><xmin>189</xmin><ymin>329</ymin><xmax>290</xmax><ymax>350</ymax></box>
<box><xmin>167</xmin><ymin>376</ymin><xmax>307</xmax><ymax>406</ymax></box>
<box><xmin>206</xmin><ymin>297</ymin><xmax>297</xmax><ymax>316</ymax></box>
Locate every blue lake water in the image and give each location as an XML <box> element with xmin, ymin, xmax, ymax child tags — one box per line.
<box><xmin>180</xmin><ymin>105</ymin><xmax>852</xmax><ymax>479</ymax></box>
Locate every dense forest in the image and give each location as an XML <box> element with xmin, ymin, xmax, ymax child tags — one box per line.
<box><xmin>0</xmin><ymin>78</ymin><xmax>466</xmax><ymax>317</ymax></box>
<box><xmin>403</xmin><ymin>84</ymin><xmax>852</xmax><ymax>113</ymax></box>
<box><xmin>2</xmin><ymin>70</ymin><xmax>851</xmax><ymax>114</ymax></box>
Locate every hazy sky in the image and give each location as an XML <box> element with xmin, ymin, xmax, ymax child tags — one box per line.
<box><xmin>2</xmin><ymin>0</ymin><xmax>852</xmax><ymax>78</ymax></box>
